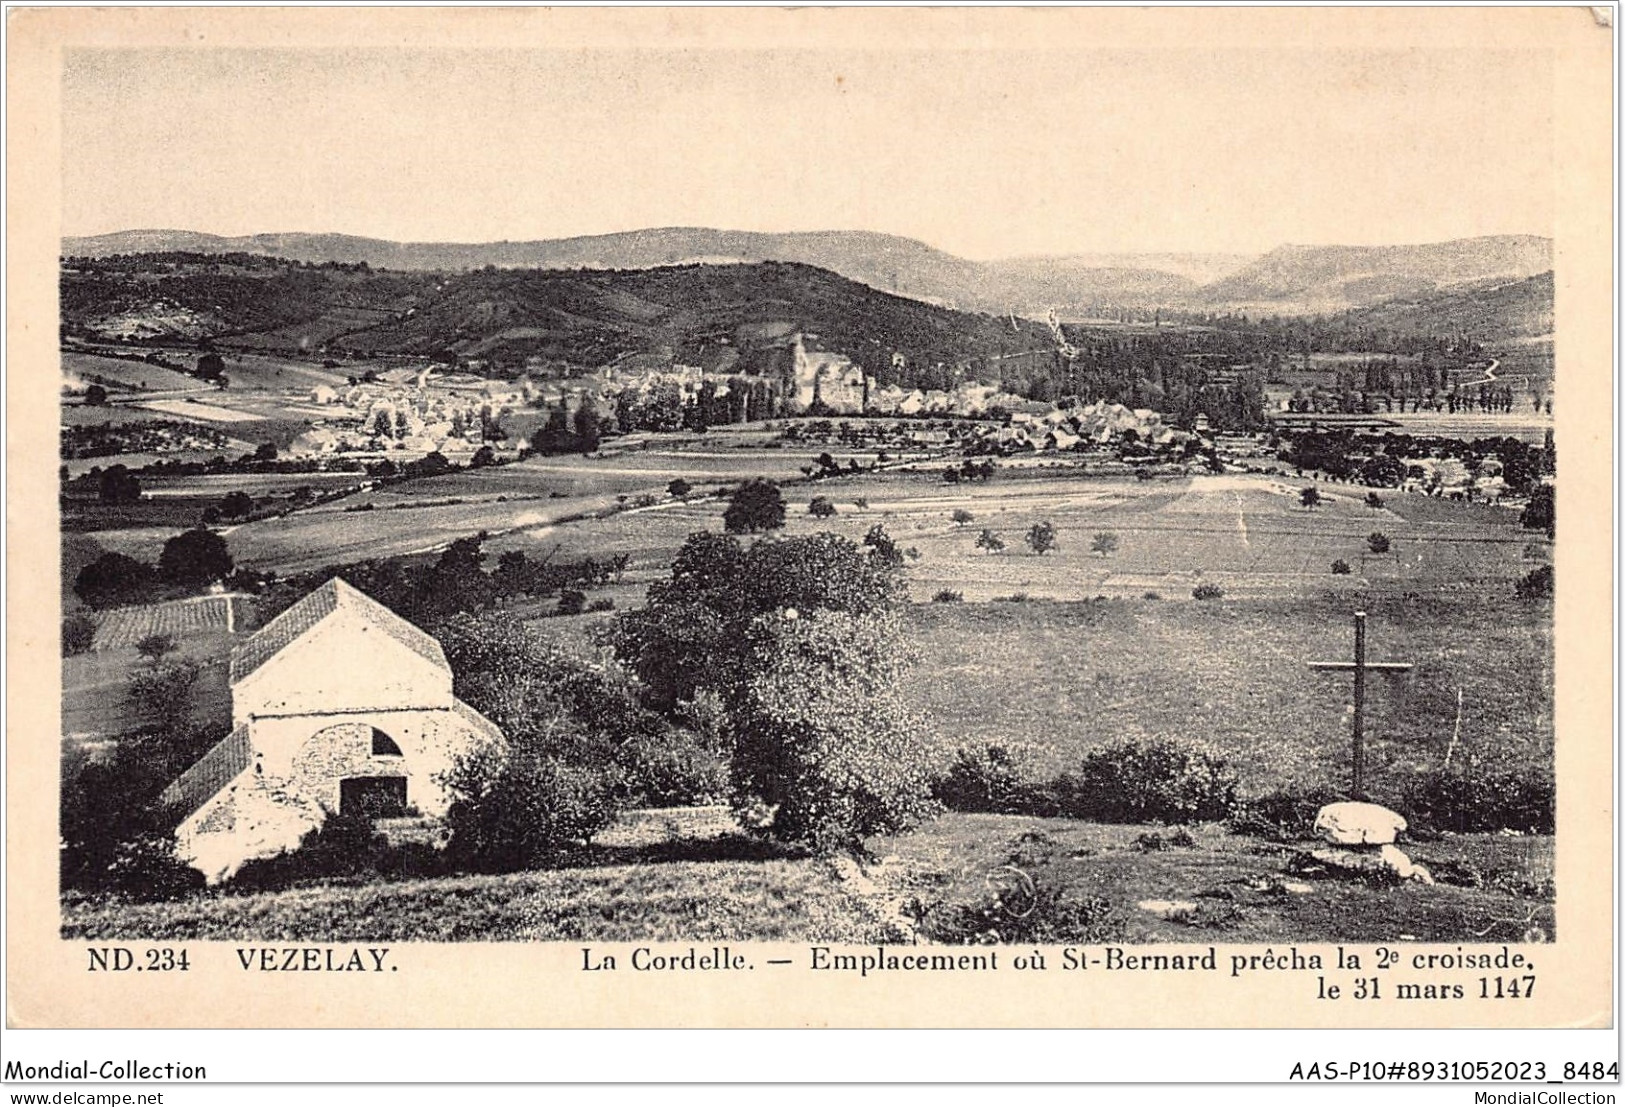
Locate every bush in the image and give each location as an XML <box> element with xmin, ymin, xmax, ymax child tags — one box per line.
<box><xmin>993</xmin><ymin>592</ymin><xmax>1031</xmax><ymax>603</ymax></box>
<box><xmin>976</xmin><ymin>529</ymin><xmax>1005</xmax><ymax>554</ymax></box>
<box><xmin>1516</xmin><ymin>564</ymin><xmax>1553</xmax><ymax>599</ymax></box>
<box><xmin>934</xmin><ymin>745</ymin><xmax>1034</xmax><ymax>814</ymax></box>
<box><xmin>1331</xmin><ymin>559</ymin><xmax>1351</xmax><ymax>575</ymax></box>
<box><xmin>1053</xmin><ymin>739</ymin><xmax>1238</xmax><ymax>824</ymax></box>
<box><xmin>1142</xmin><ymin>591</ymin><xmax>1161</xmax><ymax>601</ymax></box>
<box><xmin>127</xmin><ymin>660</ymin><xmax>201</xmax><ymax>728</ymax></box>
<box><xmin>1090</xmin><ymin>532</ymin><xmax>1120</xmax><ymax>557</ymax></box>
<box><xmin>931</xmin><ymin>589</ymin><xmax>964</xmax><ymax>604</ymax></box>
<box><xmin>444</xmin><ymin>748</ymin><xmax>619</xmax><ymax>871</ymax></box>
<box><xmin>586</xmin><ymin>597</ymin><xmax>615</xmax><ymax>613</ymax></box>
<box><xmin>808</xmin><ymin>496</ymin><xmax>837</xmax><ymax>518</ymax></box>
<box><xmin>1229</xmin><ymin>785</ymin><xmax>1344</xmax><ymax>840</ymax></box>
<box><xmin>1520</xmin><ymin>484</ymin><xmax>1554</xmax><ymax>537</ymax></box>
<box><xmin>852</xmin><ymin>497</ymin><xmax>870</xmax><ymax>509</ymax></box>
<box><xmin>951</xmin><ymin>509</ymin><xmax>975</xmax><ymax>525</ymax></box>
<box><xmin>1402</xmin><ymin>770</ymin><xmax>1554</xmax><ymax>834</ymax></box>
<box><xmin>103</xmin><ymin>832</ymin><xmax>206</xmax><ymax>900</ymax></box>
<box><xmin>1191</xmin><ymin>583</ymin><xmax>1225</xmax><ymax>600</ymax></box>
<box><xmin>1366</xmin><ymin>492</ymin><xmax>1385</xmax><ymax>509</ymax></box>
<box><xmin>556</xmin><ymin>589</ymin><xmax>587</xmax><ymax>615</ymax></box>
<box><xmin>915</xmin><ymin>880</ymin><xmax>1123</xmax><ymax>945</ymax></box>
<box><xmin>667</xmin><ymin>478</ymin><xmax>693</xmax><ymax>498</ymax></box>
<box><xmin>62</xmin><ymin>611</ymin><xmax>96</xmax><ymax>656</ymax></box>
<box><xmin>1367</xmin><ymin>531</ymin><xmax>1392</xmax><ymax>555</ymax></box>
<box><xmin>228</xmin><ymin>811</ymin><xmax>445</xmax><ymax>891</ymax></box>
<box><xmin>617</xmin><ymin>729</ymin><xmax>731</xmax><ymax>807</ymax></box>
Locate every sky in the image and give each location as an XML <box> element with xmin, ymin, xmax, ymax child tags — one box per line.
<box><xmin>61</xmin><ymin>44</ymin><xmax>1554</xmax><ymax>259</ymax></box>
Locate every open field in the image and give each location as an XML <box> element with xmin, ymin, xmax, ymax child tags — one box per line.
<box><xmin>137</xmin><ymin>398</ymin><xmax>269</xmax><ymax>423</ymax></box>
<box><xmin>899</xmin><ymin>592</ymin><xmax>1551</xmax><ymax>796</ymax></box>
<box><xmin>76</xmin><ymin>467</ymin><xmax>1546</xmax><ymax>595</ymax></box>
<box><xmin>61</xmin><ymin>351</ymin><xmax>205</xmax><ymax>393</ymax></box>
<box><xmin>61</xmin><ymin>811</ymin><xmax>1552</xmax><ymax>944</ymax></box>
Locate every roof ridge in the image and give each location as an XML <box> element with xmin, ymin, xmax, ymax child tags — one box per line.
<box><xmin>230</xmin><ymin>577</ymin><xmax>448</xmax><ymax>684</ymax></box>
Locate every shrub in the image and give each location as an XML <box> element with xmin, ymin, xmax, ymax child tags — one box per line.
<box><xmin>931</xmin><ymin>589</ymin><xmax>964</xmax><ymax>603</ymax></box>
<box><xmin>1191</xmin><ymin>583</ymin><xmax>1225</xmax><ymax>600</ymax></box>
<box><xmin>1331</xmin><ymin>559</ymin><xmax>1351</xmax><ymax>575</ymax></box>
<box><xmin>617</xmin><ymin>729</ymin><xmax>731</xmax><ymax>807</ymax></box>
<box><xmin>444</xmin><ymin>748</ymin><xmax>619</xmax><ymax>871</ymax></box>
<box><xmin>951</xmin><ymin>508</ymin><xmax>975</xmax><ymax>525</ymax></box>
<box><xmin>556</xmin><ymin>589</ymin><xmax>587</xmax><ymax>616</ymax></box>
<box><xmin>227</xmin><ymin>811</ymin><xmax>443</xmax><ymax>891</ymax></box>
<box><xmin>852</xmin><ymin>497</ymin><xmax>870</xmax><ymax>509</ymax></box>
<box><xmin>667</xmin><ymin>478</ymin><xmax>693</xmax><ymax>498</ymax></box>
<box><xmin>993</xmin><ymin>592</ymin><xmax>1031</xmax><ymax>603</ymax></box>
<box><xmin>1367</xmin><ymin>531</ymin><xmax>1392</xmax><ymax>555</ymax></box>
<box><xmin>1053</xmin><ymin>739</ymin><xmax>1238</xmax><ymax>824</ymax></box>
<box><xmin>634</xmin><ymin>492</ymin><xmax>660</xmax><ymax>509</ymax></box>
<box><xmin>1402</xmin><ymin>769</ymin><xmax>1554</xmax><ymax>834</ymax></box>
<box><xmin>62</xmin><ymin>611</ymin><xmax>96</xmax><ymax>656</ymax></box>
<box><xmin>1142</xmin><ymin>591</ymin><xmax>1161</xmax><ymax>601</ymax></box>
<box><xmin>807</xmin><ymin>496</ymin><xmax>837</xmax><ymax>518</ymax></box>
<box><xmin>1516</xmin><ymin>564</ymin><xmax>1554</xmax><ymax>599</ymax></box>
<box><xmin>127</xmin><ymin>660</ymin><xmax>201</xmax><ymax>728</ymax></box>
<box><xmin>1229</xmin><ymin>785</ymin><xmax>1344</xmax><ymax>840</ymax></box>
<box><xmin>934</xmin><ymin>745</ymin><xmax>1033</xmax><ymax>814</ymax></box>
<box><xmin>914</xmin><ymin>876</ymin><xmax>1123</xmax><ymax>944</ymax></box>
<box><xmin>136</xmin><ymin>632</ymin><xmax>178</xmax><ymax>666</ymax></box>
<box><xmin>1300</xmin><ymin>486</ymin><xmax>1322</xmax><ymax>509</ymax></box>
<box><xmin>1520</xmin><ymin>484</ymin><xmax>1554</xmax><ymax>537</ymax></box>
<box><xmin>103</xmin><ymin>832</ymin><xmax>206</xmax><ymax>900</ymax></box>
<box><xmin>976</xmin><ymin>529</ymin><xmax>1005</xmax><ymax>554</ymax></box>
<box><xmin>586</xmin><ymin>597</ymin><xmax>615</xmax><ymax>613</ymax></box>
<box><xmin>1090</xmin><ymin>532</ymin><xmax>1120</xmax><ymax>557</ymax></box>
<box><xmin>1366</xmin><ymin>492</ymin><xmax>1385</xmax><ymax>509</ymax></box>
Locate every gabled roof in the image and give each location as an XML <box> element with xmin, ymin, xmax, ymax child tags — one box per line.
<box><xmin>230</xmin><ymin>578</ymin><xmax>449</xmax><ymax>684</ymax></box>
<box><xmin>160</xmin><ymin>724</ymin><xmax>252</xmax><ymax>821</ymax></box>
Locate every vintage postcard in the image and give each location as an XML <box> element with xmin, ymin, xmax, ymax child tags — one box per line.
<box><xmin>4</xmin><ymin>6</ymin><xmax>1615</xmax><ymax>1038</ymax></box>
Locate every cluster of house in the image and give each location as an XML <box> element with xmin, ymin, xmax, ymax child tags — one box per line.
<box><xmin>292</xmin><ymin>370</ymin><xmax>531</xmax><ymax>459</ymax></box>
<box><xmin>969</xmin><ymin>400</ymin><xmax>1189</xmax><ymax>453</ymax></box>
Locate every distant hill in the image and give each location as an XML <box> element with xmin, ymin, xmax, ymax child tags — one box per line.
<box><xmin>63</xmin><ymin>227</ymin><xmax>1251</xmax><ymax>315</ymax></box>
<box><xmin>63</xmin><ymin>228</ymin><xmax>1556</xmax><ymax>322</ymax></box>
<box><xmin>59</xmin><ymin>254</ymin><xmax>1058</xmax><ymax>375</ymax></box>
<box><xmin>1195</xmin><ymin>235</ymin><xmax>1552</xmax><ymax>312</ymax></box>
<box><xmin>1330</xmin><ymin>270</ymin><xmax>1553</xmax><ymax>343</ymax></box>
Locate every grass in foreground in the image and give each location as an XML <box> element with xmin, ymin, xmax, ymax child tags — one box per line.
<box><xmin>61</xmin><ymin>812</ymin><xmax>1552</xmax><ymax>945</ymax></box>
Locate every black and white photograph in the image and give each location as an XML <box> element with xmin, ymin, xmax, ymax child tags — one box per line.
<box><xmin>6</xmin><ymin>5</ymin><xmax>1614</xmax><ymax>1043</ymax></box>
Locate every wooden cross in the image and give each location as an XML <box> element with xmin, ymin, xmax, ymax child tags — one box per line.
<box><xmin>1307</xmin><ymin>611</ymin><xmax>1413</xmax><ymax>798</ymax></box>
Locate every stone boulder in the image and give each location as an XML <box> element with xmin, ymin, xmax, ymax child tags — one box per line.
<box><xmin>1314</xmin><ymin>801</ymin><xmax>1407</xmax><ymax>846</ymax></box>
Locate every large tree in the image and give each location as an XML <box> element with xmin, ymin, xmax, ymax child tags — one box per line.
<box><xmin>73</xmin><ymin>552</ymin><xmax>158</xmax><ymax>609</ymax></box>
<box><xmin>157</xmin><ymin>528</ymin><xmax>234</xmax><ymax>587</ymax></box>
<box><xmin>610</xmin><ymin>531</ymin><xmax>904</xmax><ymax>712</ymax></box>
<box><xmin>723</xmin><ymin>479</ymin><xmax>787</xmax><ymax>534</ymax></box>
<box><xmin>729</xmin><ymin>608</ymin><xmax>940</xmax><ymax>852</ymax></box>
